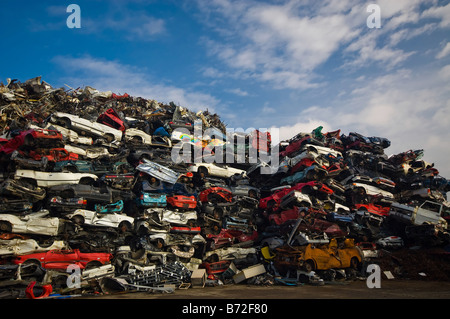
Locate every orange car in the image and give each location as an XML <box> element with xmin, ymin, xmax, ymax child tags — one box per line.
<box><xmin>274</xmin><ymin>238</ymin><xmax>363</xmax><ymax>272</ymax></box>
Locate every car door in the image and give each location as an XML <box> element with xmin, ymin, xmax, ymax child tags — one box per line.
<box><xmin>212</xmin><ymin>163</ymin><xmax>228</xmax><ymax>178</ymax></box>
<box><xmin>24</xmin><ymin>215</ymin><xmax>59</xmax><ymax>236</ymax></box>
<box><xmin>43</xmin><ymin>250</ymin><xmax>79</xmax><ymax>269</ymax></box>
<box><xmin>92</xmin><ymin>212</ymin><xmax>118</xmax><ymax>228</ymax></box>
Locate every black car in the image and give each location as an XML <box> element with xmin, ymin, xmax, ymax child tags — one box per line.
<box><xmin>46</xmin><ymin>184</ymin><xmax>135</xmax><ymax>205</ymax></box>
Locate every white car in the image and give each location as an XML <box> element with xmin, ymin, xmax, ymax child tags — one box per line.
<box><xmin>124</xmin><ymin>128</ymin><xmax>172</xmax><ymax>147</ymax></box>
<box><xmin>51</xmin><ymin>112</ymin><xmax>123</xmax><ymax>142</ymax></box>
<box><xmin>148</xmin><ymin>232</ymin><xmax>205</xmax><ymax>247</ymax></box>
<box><xmin>188</xmin><ymin>162</ymin><xmax>246</xmax><ymax>178</ymax></box>
<box><xmin>0</xmin><ymin>210</ymin><xmax>61</xmax><ymax>236</ymax></box>
<box><xmin>302</xmin><ymin>144</ymin><xmax>342</xmax><ymax>158</ymax></box>
<box><xmin>66</xmin><ymin>209</ymin><xmax>134</xmax><ymax>231</ymax></box>
<box><xmin>348</xmin><ymin>182</ymin><xmax>394</xmax><ymax>201</ymax></box>
<box><xmin>376</xmin><ymin>236</ymin><xmax>404</xmax><ymax>249</ymax></box>
<box><xmin>14</xmin><ymin>169</ymin><xmax>98</xmax><ymax>187</ymax></box>
<box><xmin>289</xmin><ymin>144</ymin><xmax>343</xmax><ymax>167</ymax></box>
<box><xmin>139</xmin><ymin>208</ymin><xmax>197</xmax><ymax>228</ymax></box>
<box><xmin>31</xmin><ymin>123</ymin><xmax>93</xmax><ymax>146</ymax></box>
<box><xmin>64</xmin><ymin>144</ymin><xmax>110</xmax><ymax>159</ymax></box>
<box><xmin>0</xmin><ymin>238</ymin><xmax>68</xmax><ymax>256</ymax></box>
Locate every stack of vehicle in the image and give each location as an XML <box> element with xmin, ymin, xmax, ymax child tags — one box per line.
<box><xmin>0</xmin><ymin>77</ymin><xmax>448</xmax><ymax>298</ymax></box>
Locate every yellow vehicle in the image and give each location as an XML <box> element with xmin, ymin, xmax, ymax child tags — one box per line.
<box><xmin>274</xmin><ymin>238</ymin><xmax>364</xmax><ymax>272</ymax></box>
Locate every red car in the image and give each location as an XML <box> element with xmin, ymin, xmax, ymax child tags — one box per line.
<box><xmin>292</xmin><ymin>181</ymin><xmax>334</xmax><ymax>195</ymax></box>
<box><xmin>167</xmin><ymin>195</ymin><xmax>197</xmax><ymax>209</ymax></box>
<box><xmin>12</xmin><ymin>249</ymin><xmax>113</xmax><ymax>270</ymax></box>
<box><xmin>28</xmin><ymin>148</ymin><xmax>79</xmax><ymax>162</ymax></box>
<box><xmin>268</xmin><ymin>206</ymin><xmax>307</xmax><ymax>225</ymax></box>
<box><xmin>0</xmin><ymin>129</ymin><xmax>63</xmax><ymax>154</ymax></box>
<box><xmin>289</xmin><ymin>157</ymin><xmax>316</xmax><ymax>174</ymax></box>
<box><xmin>354</xmin><ymin>203</ymin><xmax>390</xmax><ymax>217</ymax></box>
<box><xmin>97</xmin><ymin>108</ymin><xmax>126</xmax><ymax>132</ymax></box>
<box><xmin>259</xmin><ymin>187</ymin><xmax>293</xmax><ymax>209</ymax></box>
<box><xmin>206</xmin><ymin>228</ymin><xmax>258</xmax><ymax>249</ymax></box>
<box><xmin>30</xmin><ymin>128</ymin><xmax>63</xmax><ymax>142</ymax></box>
<box><xmin>198</xmin><ymin>187</ymin><xmax>233</xmax><ymax>203</ymax></box>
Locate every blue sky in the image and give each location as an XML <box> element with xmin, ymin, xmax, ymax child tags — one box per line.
<box><xmin>1</xmin><ymin>0</ymin><xmax>450</xmax><ymax>177</ymax></box>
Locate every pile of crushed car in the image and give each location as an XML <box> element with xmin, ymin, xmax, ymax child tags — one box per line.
<box><xmin>0</xmin><ymin>76</ymin><xmax>449</xmax><ymax>299</ymax></box>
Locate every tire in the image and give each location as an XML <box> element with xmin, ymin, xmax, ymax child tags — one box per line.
<box><xmin>22</xmin><ymin>259</ymin><xmax>41</xmax><ymax>268</ymax></box>
<box><xmin>304</xmin><ymin>259</ymin><xmax>316</xmax><ymax>272</ymax></box>
<box><xmin>350</xmin><ymin>257</ymin><xmax>360</xmax><ymax>270</ymax></box>
<box><xmin>198</xmin><ymin>166</ymin><xmax>208</xmax><ymax>177</ymax></box>
<box><xmin>131</xmin><ymin>136</ymin><xmax>142</xmax><ymax>145</ymax></box>
<box><xmin>79</xmin><ymin>177</ymin><xmax>95</xmax><ymax>186</ymax></box>
<box><xmin>0</xmin><ymin>221</ymin><xmax>12</xmax><ymax>233</ymax></box>
<box><xmin>105</xmin><ymin>134</ymin><xmax>114</xmax><ymax>143</ymax></box>
<box><xmin>72</xmin><ymin>215</ymin><xmax>84</xmax><ymax>226</ymax></box>
<box><xmin>38</xmin><ymin>238</ymin><xmax>55</xmax><ymax>248</ymax></box>
<box><xmin>20</xmin><ymin>178</ymin><xmax>37</xmax><ymax>189</ymax></box>
<box><xmin>60</xmin><ymin>118</ymin><xmax>71</xmax><ymax>129</ymax></box>
<box><xmin>118</xmin><ymin>221</ymin><xmax>132</xmax><ymax>233</ymax></box>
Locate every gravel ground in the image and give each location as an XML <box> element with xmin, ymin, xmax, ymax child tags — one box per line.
<box><xmin>83</xmin><ymin>279</ymin><xmax>450</xmax><ymax>300</ymax></box>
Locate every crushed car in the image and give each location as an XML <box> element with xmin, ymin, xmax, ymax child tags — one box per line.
<box><xmin>0</xmin><ymin>77</ymin><xmax>449</xmax><ymax>299</ymax></box>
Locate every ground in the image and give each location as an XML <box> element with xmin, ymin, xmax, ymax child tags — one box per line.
<box><xmin>86</xmin><ymin>279</ymin><xmax>450</xmax><ymax>299</ymax></box>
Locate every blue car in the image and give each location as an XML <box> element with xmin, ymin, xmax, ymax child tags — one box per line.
<box><xmin>95</xmin><ymin>200</ymin><xmax>124</xmax><ymax>213</ymax></box>
<box><xmin>136</xmin><ymin>192</ymin><xmax>167</xmax><ymax>208</ymax></box>
<box><xmin>280</xmin><ymin>165</ymin><xmax>327</xmax><ymax>185</ymax></box>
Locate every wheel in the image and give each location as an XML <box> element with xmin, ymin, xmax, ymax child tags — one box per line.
<box><xmin>72</xmin><ymin>215</ymin><xmax>84</xmax><ymax>226</ymax></box>
<box><xmin>22</xmin><ymin>259</ymin><xmax>41</xmax><ymax>268</ymax></box>
<box><xmin>187</xmin><ymin>219</ymin><xmax>197</xmax><ymax>227</ymax></box>
<box><xmin>350</xmin><ymin>257</ymin><xmax>359</xmax><ymax>269</ymax></box>
<box><xmin>198</xmin><ymin>166</ymin><xmax>208</xmax><ymax>177</ymax></box>
<box><xmin>79</xmin><ymin>177</ymin><xmax>95</xmax><ymax>185</ymax></box>
<box><xmin>59</xmin><ymin>118</ymin><xmax>71</xmax><ymax>129</ymax></box>
<box><xmin>304</xmin><ymin>259</ymin><xmax>316</xmax><ymax>272</ymax></box>
<box><xmin>38</xmin><ymin>238</ymin><xmax>55</xmax><ymax>248</ymax></box>
<box><xmin>131</xmin><ymin>136</ymin><xmax>142</xmax><ymax>145</ymax></box>
<box><xmin>0</xmin><ymin>221</ymin><xmax>12</xmax><ymax>233</ymax></box>
<box><xmin>118</xmin><ymin>221</ymin><xmax>132</xmax><ymax>233</ymax></box>
<box><xmin>104</xmin><ymin>134</ymin><xmax>114</xmax><ymax>143</ymax></box>
<box><xmin>20</xmin><ymin>178</ymin><xmax>37</xmax><ymax>189</ymax></box>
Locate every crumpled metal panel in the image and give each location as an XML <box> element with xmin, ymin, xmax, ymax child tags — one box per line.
<box><xmin>137</xmin><ymin>159</ymin><xmax>180</xmax><ymax>184</ymax></box>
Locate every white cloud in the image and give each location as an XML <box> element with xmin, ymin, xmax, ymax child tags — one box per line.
<box><xmin>262</xmin><ymin>106</ymin><xmax>276</xmax><ymax>114</ymax></box>
<box><xmin>227</xmin><ymin>88</ymin><xmax>249</xmax><ymax>96</ymax></box>
<box><xmin>270</xmin><ymin>68</ymin><xmax>450</xmax><ymax>177</ymax></box>
<box><xmin>196</xmin><ymin>0</ymin><xmax>366</xmax><ymax>89</ymax></box>
<box><xmin>436</xmin><ymin>42</ymin><xmax>450</xmax><ymax>59</ymax></box>
<box><xmin>52</xmin><ymin>55</ymin><xmax>220</xmax><ymax>113</ymax></box>
<box><xmin>78</xmin><ymin>7</ymin><xmax>167</xmax><ymax>40</ymax></box>
<box><xmin>197</xmin><ymin>0</ymin><xmax>447</xmax><ymax>90</ymax></box>
<box><xmin>422</xmin><ymin>2</ymin><xmax>450</xmax><ymax>28</ymax></box>
<box><xmin>439</xmin><ymin>64</ymin><xmax>450</xmax><ymax>79</ymax></box>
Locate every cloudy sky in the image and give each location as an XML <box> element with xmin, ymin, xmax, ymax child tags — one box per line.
<box><xmin>1</xmin><ymin>0</ymin><xmax>449</xmax><ymax>176</ymax></box>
